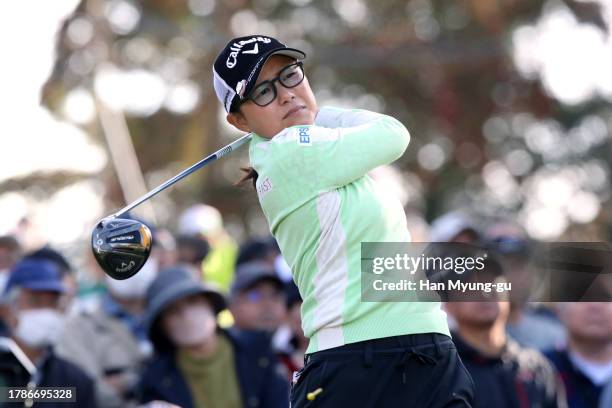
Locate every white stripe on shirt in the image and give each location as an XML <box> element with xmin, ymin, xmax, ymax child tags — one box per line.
<box><xmin>312</xmin><ymin>190</ymin><xmax>348</xmax><ymax>350</ymax></box>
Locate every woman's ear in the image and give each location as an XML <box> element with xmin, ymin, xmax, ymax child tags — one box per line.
<box><xmin>227</xmin><ymin>112</ymin><xmax>251</xmax><ymax>133</ymax></box>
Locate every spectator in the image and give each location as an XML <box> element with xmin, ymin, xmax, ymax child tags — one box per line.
<box><xmin>151</xmin><ymin>228</ymin><xmax>178</xmax><ymax>270</ymax></box>
<box><xmin>546</xmin><ymin>303</ymin><xmax>612</xmax><ymax>408</ymax></box>
<box><xmin>54</xmin><ymin>257</ymin><xmax>158</xmax><ymax>407</ymax></box>
<box><xmin>429</xmin><ymin>211</ymin><xmax>481</xmax><ymax>243</ymax></box>
<box><xmin>0</xmin><ymin>235</ymin><xmax>22</xmax><ymax>295</ymax></box>
<box><xmin>236</xmin><ymin>238</ymin><xmax>278</xmax><ymax>267</ymax></box>
<box><xmin>229</xmin><ymin>261</ymin><xmax>286</xmax><ymax>334</ymax></box>
<box><xmin>100</xmin><ymin>257</ymin><xmax>157</xmax><ymax>351</ymax></box>
<box><xmin>0</xmin><ymin>259</ymin><xmax>97</xmax><ymax>407</ymax></box>
<box><xmin>175</xmin><ymin>234</ymin><xmax>210</xmax><ymax>280</ymax></box>
<box><xmin>24</xmin><ymin>246</ymin><xmax>78</xmax><ymax>310</ymax></box>
<box><xmin>0</xmin><ymin>235</ymin><xmax>21</xmax><ymax>336</ymax></box>
<box><xmin>24</xmin><ymin>246</ymin><xmax>71</xmax><ymax>276</ymax></box>
<box><xmin>445</xmin><ymin>257</ymin><xmax>566</xmax><ymax>408</ymax></box>
<box><xmin>236</xmin><ymin>237</ymin><xmax>293</xmax><ymax>283</ymax></box>
<box><xmin>178</xmin><ymin>204</ymin><xmax>238</xmax><ymax>292</ymax></box>
<box><xmin>486</xmin><ymin>222</ymin><xmax>566</xmax><ymax>351</ymax></box>
<box><xmin>273</xmin><ymin>281</ymin><xmax>307</xmax><ymax>380</ymax></box>
<box><xmin>138</xmin><ymin>266</ymin><xmax>289</xmax><ymax>408</ymax></box>
<box><xmin>426</xmin><ymin>217</ymin><xmax>482</xmax><ymax>333</ymax></box>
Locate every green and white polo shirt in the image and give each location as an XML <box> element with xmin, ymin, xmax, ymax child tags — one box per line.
<box><xmin>249</xmin><ymin>106</ymin><xmax>449</xmax><ymax>353</ymax></box>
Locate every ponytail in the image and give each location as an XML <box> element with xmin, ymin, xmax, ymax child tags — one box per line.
<box><xmin>236</xmin><ymin>166</ymin><xmax>258</xmax><ymax>189</ymax></box>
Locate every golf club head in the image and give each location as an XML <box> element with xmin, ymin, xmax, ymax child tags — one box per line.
<box><xmin>92</xmin><ymin>217</ymin><xmax>153</xmax><ymax>280</ymax></box>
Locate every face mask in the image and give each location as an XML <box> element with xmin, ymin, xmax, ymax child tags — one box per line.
<box><xmin>105</xmin><ymin>257</ymin><xmax>158</xmax><ymax>299</ymax></box>
<box><xmin>167</xmin><ymin>304</ymin><xmax>216</xmax><ymax>347</ymax></box>
<box><xmin>15</xmin><ymin>308</ymin><xmax>65</xmax><ymax>348</ymax></box>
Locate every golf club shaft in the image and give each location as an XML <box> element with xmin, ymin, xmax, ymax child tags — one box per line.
<box><xmin>111</xmin><ymin>133</ymin><xmax>253</xmax><ymax>218</ymax></box>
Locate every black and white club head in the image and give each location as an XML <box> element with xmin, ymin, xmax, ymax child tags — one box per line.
<box><xmin>91</xmin><ymin>217</ymin><xmax>153</xmax><ymax>280</ymax></box>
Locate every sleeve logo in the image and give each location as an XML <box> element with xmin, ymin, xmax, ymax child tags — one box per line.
<box><xmin>257</xmin><ymin>177</ymin><xmax>274</xmax><ymax>198</ymax></box>
<box><xmin>298</xmin><ymin>127</ymin><xmax>311</xmax><ymax>146</ymax></box>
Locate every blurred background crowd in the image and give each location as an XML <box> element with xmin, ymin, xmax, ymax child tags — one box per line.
<box><xmin>1</xmin><ymin>0</ymin><xmax>611</xmax><ymax>407</ymax></box>
<box><xmin>1</xmin><ymin>208</ymin><xmax>610</xmax><ymax>407</ymax></box>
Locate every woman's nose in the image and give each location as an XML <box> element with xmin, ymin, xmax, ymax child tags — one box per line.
<box><xmin>277</xmin><ymin>84</ymin><xmax>296</xmax><ymax>105</ymax></box>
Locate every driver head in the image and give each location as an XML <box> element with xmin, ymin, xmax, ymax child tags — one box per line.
<box><xmin>92</xmin><ymin>217</ymin><xmax>152</xmax><ymax>280</ymax></box>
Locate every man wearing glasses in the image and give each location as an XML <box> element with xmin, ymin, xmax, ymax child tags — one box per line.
<box><xmin>213</xmin><ymin>35</ymin><xmax>474</xmax><ymax>407</ymax></box>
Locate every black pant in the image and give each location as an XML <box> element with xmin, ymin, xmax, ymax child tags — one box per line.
<box><xmin>290</xmin><ymin>333</ymin><xmax>474</xmax><ymax>407</ymax></box>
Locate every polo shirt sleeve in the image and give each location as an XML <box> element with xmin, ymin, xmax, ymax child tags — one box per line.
<box><xmin>296</xmin><ymin>112</ymin><xmax>410</xmax><ymax>191</ymax></box>
<box><xmin>315</xmin><ymin>106</ymin><xmax>383</xmax><ymax>128</ymax></box>
<box><xmin>248</xmin><ymin>109</ymin><xmax>410</xmax><ymax>228</ymax></box>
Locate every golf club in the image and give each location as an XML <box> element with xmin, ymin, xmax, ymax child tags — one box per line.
<box><xmin>92</xmin><ymin>133</ymin><xmax>252</xmax><ymax>280</ymax></box>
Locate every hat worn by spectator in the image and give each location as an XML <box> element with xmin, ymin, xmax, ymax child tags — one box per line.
<box><xmin>178</xmin><ymin>204</ymin><xmax>223</xmax><ymax>237</ymax></box>
<box><xmin>24</xmin><ymin>246</ymin><xmax>72</xmax><ymax>275</ymax></box>
<box><xmin>4</xmin><ymin>259</ymin><xmax>66</xmax><ymax>295</ymax></box>
<box><xmin>230</xmin><ymin>261</ymin><xmax>283</xmax><ymax>299</ymax></box>
<box><xmin>485</xmin><ymin>222</ymin><xmax>530</xmax><ymax>255</ymax></box>
<box><xmin>429</xmin><ymin>212</ymin><xmax>480</xmax><ymax>242</ymax></box>
<box><xmin>213</xmin><ymin>35</ymin><xmax>305</xmax><ymax>113</ymax></box>
<box><xmin>144</xmin><ymin>266</ymin><xmax>226</xmax><ymax>351</ymax></box>
<box><xmin>236</xmin><ymin>238</ymin><xmax>277</xmax><ymax>267</ymax></box>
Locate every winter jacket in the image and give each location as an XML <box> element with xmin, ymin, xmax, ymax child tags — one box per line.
<box><xmin>0</xmin><ymin>339</ymin><xmax>97</xmax><ymax>407</ymax></box>
<box><xmin>138</xmin><ymin>329</ymin><xmax>289</xmax><ymax>408</ymax></box>
<box><xmin>454</xmin><ymin>333</ymin><xmax>566</xmax><ymax>408</ymax></box>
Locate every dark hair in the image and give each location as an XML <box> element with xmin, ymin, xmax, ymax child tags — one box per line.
<box><xmin>229</xmin><ymin>98</ymin><xmax>241</xmax><ymax>114</ymax></box>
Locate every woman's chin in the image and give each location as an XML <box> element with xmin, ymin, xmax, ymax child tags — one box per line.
<box><xmin>283</xmin><ymin>110</ymin><xmax>315</xmax><ymax>127</ymax></box>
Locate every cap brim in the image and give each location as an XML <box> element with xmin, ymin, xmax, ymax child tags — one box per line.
<box><xmin>267</xmin><ymin>48</ymin><xmax>306</xmax><ymax>61</ymax></box>
<box><xmin>21</xmin><ymin>281</ymin><xmax>66</xmax><ymax>294</ymax></box>
<box><xmin>230</xmin><ymin>274</ymin><xmax>284</xmax><ymax>299</ymax></box>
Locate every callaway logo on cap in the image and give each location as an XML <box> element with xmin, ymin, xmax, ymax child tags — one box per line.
<box><xmin>213</xmin><ymin>35</ymin><xmax>306</xmax><ymax>112</ymax></box>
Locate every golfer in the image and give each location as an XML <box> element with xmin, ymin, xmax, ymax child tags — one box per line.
<box><xmin>213</xmin><ymin>35</ymin><xmax>474</xmax><ymax>407</ymax></box>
